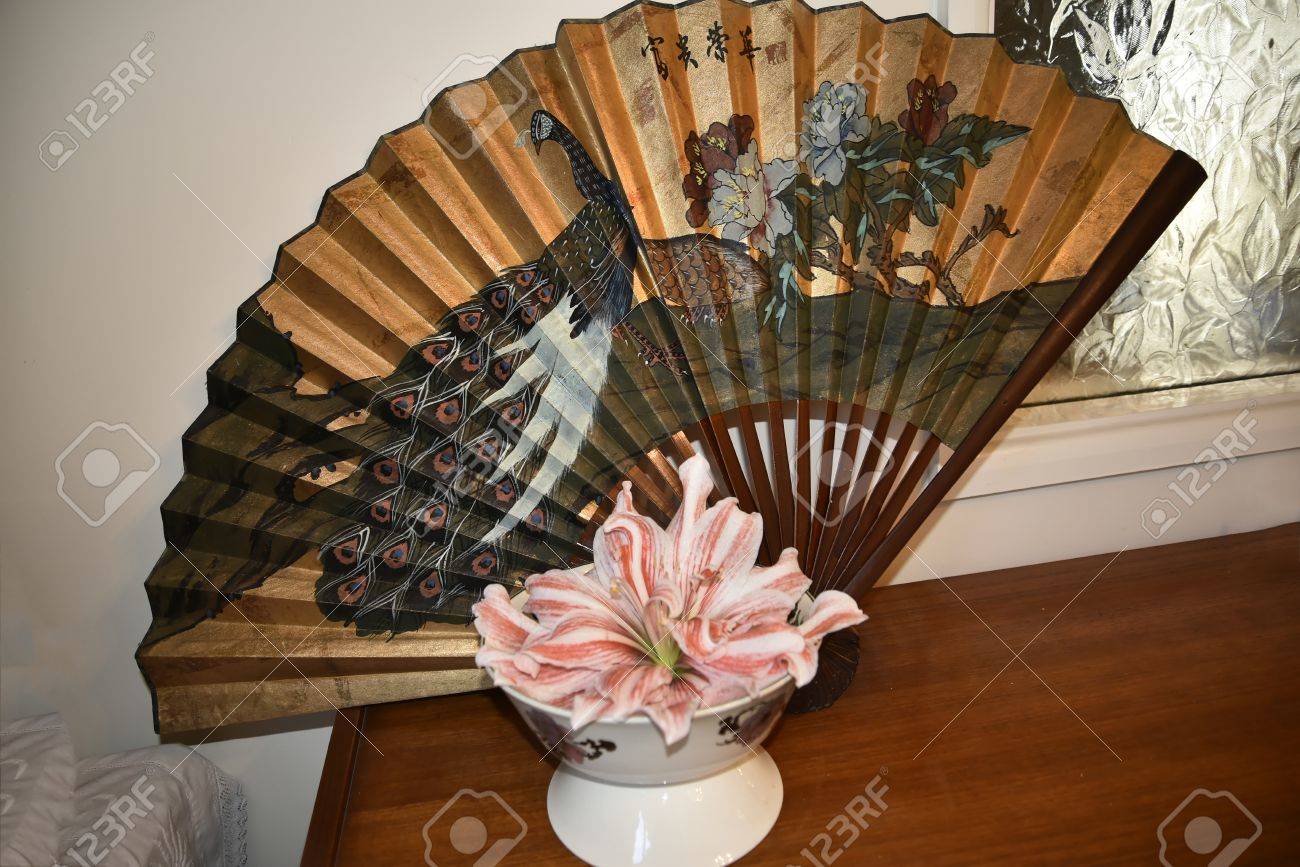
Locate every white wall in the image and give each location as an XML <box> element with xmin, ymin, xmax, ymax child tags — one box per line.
<box><xmin>6</xmin><ymin>2</ymin><xmax>1292</xmax><ymax>865</ymax></box>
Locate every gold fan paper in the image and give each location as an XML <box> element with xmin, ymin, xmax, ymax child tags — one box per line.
<box><xmin>138</xmin><ymin>0</ymin><xmax>1202</xmax><ymax>733</ymax></box>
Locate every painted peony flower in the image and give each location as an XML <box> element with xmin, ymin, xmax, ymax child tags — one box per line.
<box><xmin>473</xmin><ymin>455</ymin><xmax>866</xmax><ymax>745</ymax></box>
<box><xmin>799</xmin><ymin>81</ymin><xmax>871</xmax><ymax>185</ymax></box>
<box><xmin>707</xmin><ymin>143</ymin><xmax>798</xmax><ymax>257</ymax></box>
<box><xmin>899</xmin><ymin>75</ymin><xmax>958</xmax><ymax>146</ymax></box>
<box><xmin>682</xmin><ymin>115</ymin><xmax>756</xmax><ymax>228</ymax></box>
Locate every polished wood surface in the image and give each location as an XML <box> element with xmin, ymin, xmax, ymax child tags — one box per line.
<box><xmin>305</xmin><ymin>524</ymin><xmax>1299</xmax><ymax>865</ymax></box>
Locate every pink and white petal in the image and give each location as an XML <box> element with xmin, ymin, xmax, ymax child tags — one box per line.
<box><xmin>569</xmin><ymin>690</ymin><xmax>612</xmax><ymax>730</ymax></box>
<box><xmin>472</xmin><ymin>583</ymin><xmax>540</xmax><ymax>652</ymax></box>
<box><xmin>568</xmin><ymin>663</ymin><xmax>673</xmax><ymax>729</ymax></box>
<box><xmin>673</xmin><ymin>617</ymin><xmax>731</xmax><ymax>660</ymax></box>
<box><xmin>594</xmin><ymin>511</ymin><xmax>673</xmax><ymax>617</ymax></box>
<box><xmin>695</xmin><ymin>676</ymin><xmax>751</xmax><ymax>708</ymax></box>
<box><xmin>777</xmin><ymin>646</ymin><xmax>820</xmax><ymax>687</ymax></box>
<box><xmin>593</xmin><ymin>663</ymin><xmax>675</xmax><ymax>723</ymax></box>
<box><xmin>694</xmin><ymin>548</ymin><xmax>809</xmax><ymax>623</ymax></box>
<box><xmin>640</xmin><ymin>694</ymin><xmax>698</xmax><ymax>746</ymax></box>
<box><xmin>799</xmin><ymin>590</ymin><xmax>867</xmax><ymax>641</ymax></box>
<box><xmin>678</xmin><ymin>498</ymin><xmax>764</xmax><ymax>587</ymax></box>
<box><xmin>524</xmin><ymin>566</ymin><xmax>629</xmax><ymax>631</ymax></box>
<box><xmin>519</xmin><ymin>614</ymin><xmax>645</xmax><ymax>671</ymax></box>
<box><xmin>480</xmin><ymin>652</ymin><xmax>598</xmax><ymax>705</ymax></box>
<box><xmin>688</xmin><ymin>621</ymin><xmax>808</xmax><ymax>680</ymax></box>
<box><xmin>666</xmin><ymin>454</ymin><xmax>716</xmax><ymax>572</ymax></box>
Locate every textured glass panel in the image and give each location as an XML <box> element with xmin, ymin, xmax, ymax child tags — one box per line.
<box><xmin>997</xmin><ymin>0</ymin><xmax>1300</xmax><ymax>403</ymax></box>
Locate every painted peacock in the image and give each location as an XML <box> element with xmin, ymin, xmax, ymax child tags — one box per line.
<box><xmin>314</xmin><ymin>110</ymin><xmax>766</xmax><ymax>635</ymax></box>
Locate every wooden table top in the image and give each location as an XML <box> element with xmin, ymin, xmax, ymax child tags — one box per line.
<box><xmin>304</xmin><ymin>523</ymin><xmax>1299</xmax><ymax>865</ymax></box>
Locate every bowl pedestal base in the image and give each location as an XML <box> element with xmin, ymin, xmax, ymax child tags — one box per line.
<box><xmin>546</xmin><ymin>748</ymin><xmax>783</xmax><ymax>866</ymax></box>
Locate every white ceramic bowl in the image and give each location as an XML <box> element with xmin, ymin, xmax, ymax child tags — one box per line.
<box><xmin>502</xmin><ymin>674</ymin><xmax>794</xmax><ymax>784</ymax></box>
<box><xmin>501</xmin><ymin>676</ymin><xmax>794</xmax><ymax>865</ymax></box>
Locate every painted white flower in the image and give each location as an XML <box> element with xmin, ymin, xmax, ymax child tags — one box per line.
<box><xmin>707</xmin><ymin>142</ymin><xmax>798</xmax><ymax>257</ymax></box>
<box><xmin>799</xmin><ymin>81</ymin><xmax>870</xmax><ymax>185</ymax></box>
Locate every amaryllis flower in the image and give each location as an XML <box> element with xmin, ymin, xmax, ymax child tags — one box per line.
<box><xmin>899</xmin><ymin>75</ymin><xmax>958</xmax><ymax>146</ymax></box>
<box><xmin>707</xmin><ymin>142</ymin><xmax>798</xmax><ymax>257</ymax></box>
<box><xmin>473</xmin><ymin>455</ymin><xmax>866</xmax><ymax>745</ymax></box>
<box><xmin>799</xmin><ymin>81</ymin><xmax>871</xmax><ymax>185</ymax></box>
<box><xmin>682</xmin><ymin>115</ymin><xmax>756</xmax><ymax>228</ymax></box>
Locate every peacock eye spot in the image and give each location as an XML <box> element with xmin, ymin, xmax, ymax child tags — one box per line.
<box><xmin>339</xmin><ymin>577</ymin><xmax>367</xmax><ymax>603</ymax></box>
<box><xmin>382</xmin><ymin>543</ymin><xmax>409</xmax><ymax>569</ymax></box>
<box><xmin>373</xmin><ymin>460</ymin><xmax>399</xmax><ymax>484</ymax></box>
<box><xmin>418</xmin><ymin>572</ymin><xmax>443</xmax><ymax>599</ymax></box>
<box><xmin>335</xmin><ymin>542</ymin><xmax>358</xmax><ymax>565</ymax></box>
<box><xmin>423</xmin><ymin>341</ymin><xmax>453</xmax><ymax>364</ymax></box>
<box><xmin>516</xmin><ymin>270</ymin><xmax>535</xmax><ymax>286</ymax></box>
<box><xmin>390</xmin><ymin>395</ymin><xmax>414</xmax><ymax>418</ymax></box>
<box><xmin>434</xmin><ymin>448</ymin><xmax>457</xmax><ymax>474</ymax></box>
<box><xmin>437</xmin><ymin>398</ymin><xmax>461</xmax><ymax>424</ymax></box>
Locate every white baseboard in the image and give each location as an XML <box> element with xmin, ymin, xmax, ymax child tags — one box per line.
<box><xmin>953</xmin><ymin>375</ymin><xmax>1300</xmax><ymax>500</ymax></box>
<box><xmin>881</xmin><ymin>375</ymin><xmax>1300</xmax><ymax>585</ymax></box>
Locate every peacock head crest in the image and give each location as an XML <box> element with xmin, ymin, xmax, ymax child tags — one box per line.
<box><xmin>529</xmin><ymin>109</ymin><xmax>557</xmax><ymax>154</ymax></box>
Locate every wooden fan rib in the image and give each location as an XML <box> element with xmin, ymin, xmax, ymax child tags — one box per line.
<box><xmin>816</xmin><ymin>405</ymin><xmax>893</xmax><ymax>584</ymax></box>
<box><xmin>724</xmin><ymin>0</ymin><xmax>789</xmax><ymax>563</ymax></box>
<box><xmin>807</xmin><ymin>401</ymin><xmax>864</xmax><ymax>580</ymax></box>
<box><xmin>733</xmin><ymin>405</ymin><xmax>782</xmax><ymax>563</ymax></box>
<box><xmin>825</xmin><ymin>413</ymin><xmax>913</xmax><ymax>582</ymax></box>
<box><xmin>840</xmin><ymin>432</ymin><xmax>941</xmax><ymax>581</ymax></box>
<box><xmin>846</xmin><ymin>149</ymin><xmax>1205</xmax><ymax>598</ymax></box>
<box><xmin>673</xmin><ymin>0</ymin><xmax>780</xmax><ymax>549</ymax></box>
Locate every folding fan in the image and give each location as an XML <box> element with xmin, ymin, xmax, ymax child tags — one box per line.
<box><xmin>138</xmin><ymin>0</ymin><xmax>1203</xmax><ymax>733</ymax></box>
